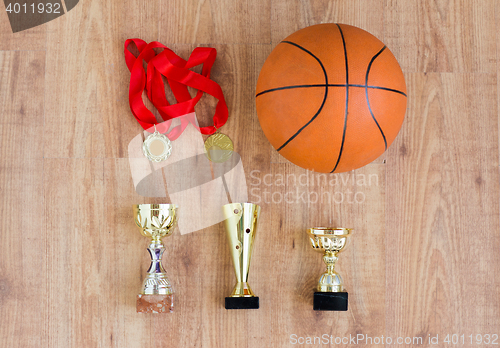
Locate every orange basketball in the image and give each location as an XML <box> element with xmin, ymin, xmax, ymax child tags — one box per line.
<box><xmin>256</xmin><ymin>23</ymin><xmax>407</xmax><ymax>173</ymax></box>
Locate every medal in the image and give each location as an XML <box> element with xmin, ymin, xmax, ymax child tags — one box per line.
<box><xmin>125</xmin><ymin>39</ymin><xmax>230</xmax><ymax>163</ymax></box>
<box><xmin>204</xmin><ymin>132</ymin><xmax>233</xmax><ymax>163</ymax></box>
<box><xmin>142</xmin><ymin>125</ymin><xmax>172</xmax><ymax>162</ymax></box>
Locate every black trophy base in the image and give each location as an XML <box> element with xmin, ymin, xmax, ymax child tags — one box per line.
<box><xmin>313</xmin><ymin>292</ymin><xmax>348</xmax><ymax>311</ymax></box>
<box><xmin>225</xmin><ymin>296</ymin><xmax>259</xmax><ymax>309</ymax></box>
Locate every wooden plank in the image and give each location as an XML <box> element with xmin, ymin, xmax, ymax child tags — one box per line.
<box><xmin>497</xmin><ymin>1</ymin><xmax>500</xmax><ymax>164</ymax></box>
<box><xmin>0</xmin><ymin>51</ymin><xmax>45</xmax><ymax>159</ymax></box>
<box><xmin>43</xmin><ymin>159</ymin><xmax>106</xmax><ymax>347</ymax></box>
<box><xmin>158</xmin><ymin>0</ymin><xmax>271</xmax><ymax>44</ymax></box>
<box><xmin>0</xmin><ymin>158</ymin><xmax>47</xmax><ymax>347</ymax></box>
<box><xmin>436</xmin><ymin>73</ymin><xmax>499</xmax><ymax>334</ymax></box>
<box><xmin>43</xmin><ymin>0</ymin><xmax>159</xmax><ymax>158</ymax></box>
<box><xmin>271</xmin><ymin>0</ymin><xmax>385</xmax><ymax>44</ymax></box>
<box><xmin>386</xmin><ymin>73</ymin><xmax>500</xmax><ymax>342</ymax></box>
<box><xmin>0</xmin><ymin>50</ymin><xmax>47</xmax><ymax>347</ymax></box>
<box><xmin>384</xmin><ymin>0</ymin><xmax>497</xmax><ymax>73</ymax></box>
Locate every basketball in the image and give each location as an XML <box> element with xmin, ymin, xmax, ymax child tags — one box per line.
<box><xmin>256</xmin><ymin>23</ymin><xmax>407</xmax><ymax>173</ymax></box>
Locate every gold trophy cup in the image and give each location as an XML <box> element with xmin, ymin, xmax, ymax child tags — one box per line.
<box><xmin>222</xmin><ymin>202</ymin><xmax>261</xmax><ymax>309</ymax></box>
<box><xmin>307</xmin><ymin>227</ymin><xmax>352</xmax><ymax>311</ymax></box>
<box><xmin>133</xmin><ymin>204</ymin><xmax>178</xmax><ymax>313</ymax></box>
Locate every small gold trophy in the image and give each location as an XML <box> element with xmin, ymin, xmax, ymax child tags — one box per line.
<box><xmin>222</xmin><ymin>202</ymin><xmax>261</xmax><ymax>309</ymax></box>
<box><xmin>133</xmin><ymin>204</ymin><xmax>178</xmax><ymax>313</ymax></box>
<box><xmin>307</xmin><ymin>227</ymin><xmax>352</xmax><ymax>311</ymax></box>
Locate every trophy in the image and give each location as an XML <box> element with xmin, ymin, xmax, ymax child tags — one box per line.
<box><xmin>222</xmin><ymin>202</ymin><xmax>261</xmax><ymax>309</ymax></box>
<box><xmin>132</xmin><ymin>204</ymin><xmax>178</xmax><ymax>313</ymax></box>
<box><xmin>307</xmin><ymin>227</ymin><xmax>352</xmax><ymax>311</ymax></box>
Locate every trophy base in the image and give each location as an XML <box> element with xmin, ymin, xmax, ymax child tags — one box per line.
<box><xmin>225</xmin><ymin>296</ymin><xmax>259</xmax><ymax>309</ymax></box>
<box><xmin>313</xmin><ymin>292</ymin><xmax>348</xmax><ymax>311</ymax></box>
<box><xmin>137</xmin><ymin>294</ymin><xmax>174</xmax><ymax>313</ymax></box>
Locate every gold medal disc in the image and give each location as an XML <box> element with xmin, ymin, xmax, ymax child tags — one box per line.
<box><xmin>204</xmin><ymin>133</ymin><xmax>234</xmax><ymax>163</ymax></box>
<box><xmin>143</xmin><ymin>130</ymin><xmax>172</xmax><ymax>162</ymax></box>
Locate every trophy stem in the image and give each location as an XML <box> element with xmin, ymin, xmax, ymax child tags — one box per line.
<box><xmin>230</xmin><ymin>282</ymin><xmax>255</xmax><ymax>297</ymax></box>
<box><xmin>136</xmin><ymin>238</ymin><xmax>174</xmax><ymax>313</ymax></box>
<box><xmin>141</xmin><ymin>240</ymin><xmax>173</xmax><ymax>295</ymax></box>
<box><xmin>317</xmin><ymin>250</ymin><xmax>344</xmax><ymax>293</ymax></box>
<box><xmin>323</xmin><ymin>251</ymin><xmax>338</xmax><ymax>274</ymax></box>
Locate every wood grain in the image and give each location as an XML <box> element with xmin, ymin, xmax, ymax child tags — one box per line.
<box><xmin>158</xmin><ymin>0</ymin><xmax>271</xmax><ymax>44</ymax></box>
<box><xmin>44</xmin><ymin>159</ymin><xmax>105</xmax><ymax>347</ymax></box>
<box><xmin>385</xmin><ymin>73</ymin><xmax>500</xmax><ymax>341</ymax></box>
<box><xmin>384</xmin><ymin>0</ymin><xmax>497</xmax><ymax>73</ymax></box>
<box><xmin>0</xmin><ymin>158</ymin><xmax>47</xmax><ymax>347</ymax></box>
<box><xmin>0</xmin><ymin>1</ymin><xmax>499</xmax><ymax>347</ymax></box>
<box><xmin>271</xmin><ymin>0</ymin><xmax>385</xmax><ymax>44</ymax></box>
<box><xmin>0</xmin><ymin>51</ymin><xmax>45</xmax><ymax>160</ymax></box>
<box><xmin>0</xmin><ymin>51</ymin><xmax>47</xmax><ymax>347</ymax></box>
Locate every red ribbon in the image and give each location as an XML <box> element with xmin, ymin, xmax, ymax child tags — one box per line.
<box><xmin>124</xmin><ymin>39</ymin><xmax>228</xmax><ymax>136</ymax></box>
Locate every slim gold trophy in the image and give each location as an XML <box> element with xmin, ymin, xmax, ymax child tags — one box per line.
<box><xmin>222</xmin><ymin>202</ymin><xmax>261</xmax><ymax>309</ymax></box>
<box><xmin>307</xmin><ymin>227</ymin><xmax>352</xmax><ymax>311</ymax></box>
<box><xmin>133</xmin><ymin>204</ymin><xmax>178</xmax><ymax>313</ymax></box>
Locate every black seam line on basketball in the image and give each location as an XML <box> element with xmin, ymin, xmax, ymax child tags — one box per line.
<box><xmin>331</xmin><ymin>23</ymin><xmax>348</xmax><ymax>173</ymax></box>
<box><xmin>365</xmin><ymin>45</ymin><xmax>388</xmax><ymax>151</ymax></box>
<box><xmin>353</xmin><ymin>84</ymin><xmax>407</xmax><ymax>97</ymax></box>
<box><xmin>255</xmin><ymin>84</ymin><xmax>334</xmax><ymax>97</ymax></box>
<box><xmin>276</xmin><ymin>41</ymin><xmax>328</xmax><ymax>152</ymax></box>
<box><xmin>255</xmin><ymin>84</ymin><xmax>407</xmax><ymax>97</ymax></box>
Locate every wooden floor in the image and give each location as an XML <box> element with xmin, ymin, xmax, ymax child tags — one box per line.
<box><xmin>1</xmin><ymin>1</ymin><xmax>499</xmax><ymax>347</ymax></box>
